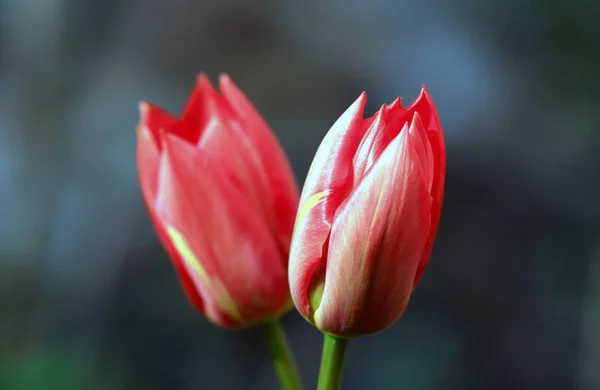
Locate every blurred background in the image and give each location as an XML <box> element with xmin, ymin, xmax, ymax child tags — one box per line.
<box><xmin>1</xmin><ymin>0</ymin><xmax>599</xmax><ymax>389</ymax></box>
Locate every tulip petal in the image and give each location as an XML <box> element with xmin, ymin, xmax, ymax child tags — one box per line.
<box><xmin>409</xmin><ymin>113</ymin><xmax>435</xmax><ymax>193</ymax></box>
<box><xmin>136</xmin><ymin>121</ymin><xmax>205</xmax><ymax>314</ymax></box>
<box><xmin>155</xmin><ymin>133</ymin><xmax>289</xmax><ymax>327</ymax></box>
<box><xmin>196</xmin><ymin>102</ymin><xmax>275</xmax><ymax>248</ymax></box>
<box><xmin>386</xmin><ymin>97</ymin><xmax>402</xmax><ymax>111</ymax></box>
<box><xmin>406</xmin><ymin>86</ymin><xmax>442</xmax><ymax>134</ymax></box>
<box><xmin>315</xmin><ymin>116</ymin><xmax>433</xmax><ymax>336</ymax></box>
<box><xmin>136</xmin><ymin>123</ymin><xmax>161</xmax><ymax>203</ymax></box>
<box><xmin>288</xmin><ymin>93</ymin><xmax>368</xmax><ymax>319</ymax></box>
<box><xmin>148</xmin><ymin>211</ymin><xmax>208</xmax><ymax>316</ymax></box>
<box><xmin>352</xmin><ymin>105</ymin><xmax>388</xmax><ymax>180</ymax></box>
<box><xmin>219</xmin><ymin>74</ymin><xmax>299</xmax><ymax>254</ymax></box>
<box><xmin>171</xmin><ymin>75</ymin><xmax>283</xmax><ymax>248</ymax></box>
<box><xmin>407</xmin><ymin>87</ymin><xmax>446</xmax><ymax>285</ymax></box>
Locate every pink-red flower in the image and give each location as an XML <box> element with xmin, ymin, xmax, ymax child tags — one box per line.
<box><xmin>137</xmin><ymin>74</ymin><xmax>299</xmax><ymax>328</ymax></box>
<box><xmin>289</xmin><ymin>87</ymin><xmax>446</xmax><ymax>337</ymax></box>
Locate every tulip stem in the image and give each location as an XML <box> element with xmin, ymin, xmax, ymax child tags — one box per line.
<box><xmin>261</xmin><ymin>319</ymin><xmax>303</xmax><ymax>390</ymax></box>
<box><xmin>317</xmin><ymin>334</ymin><xmax>349</xmax><ymax>390</ymax></box>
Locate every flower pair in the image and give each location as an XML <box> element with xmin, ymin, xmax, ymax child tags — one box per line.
<box><xmin>137</xmin><ymin>74</ymin><xmax>445</xmax><ymax>337</ymax></box>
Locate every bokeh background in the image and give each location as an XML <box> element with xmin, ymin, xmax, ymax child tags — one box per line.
<box><xmin>1</xmin><ymin>0</ymin><xmax>600</xmax><ymax>389</ymax></box>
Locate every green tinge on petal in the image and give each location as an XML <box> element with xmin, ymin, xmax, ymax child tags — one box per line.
<box><xmin>309</xmin><ymin>277</ymin><xmax>325</xmax><ymax>317</ymax></box>
<box><xmin>167</xmin><ymin>226</ymin><xmax>209</xmax><ymax>281</ymax></box>
<box><xmin>166</xmin><ymin>225</ymin><xmax>244</xmax><ymax>323</ymax></box>
<box><xmin>295</xmin><ymin>190</ymin><xmax>330</xmax><ymax>232</ymax></box>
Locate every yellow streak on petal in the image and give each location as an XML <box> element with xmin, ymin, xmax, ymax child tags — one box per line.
<box><xmin>165</xmin><ymin>225</ymin><xmax>244</xmax><ymax>323</ymax></box>
<box><xmin>166</xmin><ymin>226</ymin><xmax>209</xmax><ymax>282</ymax></box>
<box><xmin>295</xmin><ymin>190</ymin><xmax>330</xmax><ymax>231</ymax></box>
<box><xmin>309</xmin><ymin>277</ymin><xmax>325</xmax><ymax>314</ymax></box>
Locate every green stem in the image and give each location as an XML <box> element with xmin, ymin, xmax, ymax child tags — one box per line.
<box><xmin>261</xmin><ymin>319</ymin><xmax>303</xmax><ymax>390</ymax></box>
<box><xmin>317</xmin><ymin>334</ymin><xmax>349</xmax><ymax>390</ymax></box>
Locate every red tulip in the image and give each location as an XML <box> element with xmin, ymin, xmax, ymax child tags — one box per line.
<box><xmin>137</xmin><ymin>74</ymin><xmax>299</xmax><ymax>328</ymax></box>
<box><xmin>289</xmin><ymin>87</ymin><xmax>445</xmax><ymax>337</ymax></box>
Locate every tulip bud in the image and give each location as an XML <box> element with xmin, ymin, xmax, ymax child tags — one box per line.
<box><xmin>289</xmin><ymin>87</ymin><xmax>446</xmax><ymax>337</ymax></box>
<box><xmin>137</xmin><ymin>74</ymin><xmax>299</xmax><ymax>328</ymax></box>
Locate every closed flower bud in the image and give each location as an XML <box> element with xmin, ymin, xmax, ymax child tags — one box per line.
<box><xmin>289</xmin><ymin>87</ymin><xmax>446</xmax><ymax>337</ymax></box>
<box><xmin>137</xmin><ymin>74</ymin><xmax>299</xmax><ymax>328</ymax></box>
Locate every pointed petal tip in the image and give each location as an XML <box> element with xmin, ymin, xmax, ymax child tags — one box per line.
<box><xmin>218</xmin><ymin>72</ymin><xmax>232</xmax><ymax>85</ymax></box>
<box><xmin>182</xmin><ymin>72</ymin><xmax>221</xmax><ymax>121</ymax></box>
<box><xmin>418</xmin><ymin>85</ymin><xmax>434</xmax><ymax>102</ymax></box>
<box><xmin>387</xmin><ymin>97</ymin><xmax>402</xmax><ymax>110</ymax></box>
<box><xmin>137</xmin><ymin>100</ymin><xmax>152</xmax><ymax>125</ymax></box>
<box><xmin>332</xmin><ymin>91</ymin><xmax>368</xmax><ymax>125</ymax></box>
<box><xmin>411</xmin><ymin>110</ymin><xmax>422</xmax><ymax>123</ymax></box>
<box><xmin>195</xmin><ymin>71</ymin><xmax>209</xmax><ymax>81</ymax></box>
<box><xmin>369</xmin><ymin>103</ymin><xmax>387</xmax><ymax>124</ymax></box>
<box><xmin>405</xmin><ymin>84</ymin><xmax>436</xmax><ymax>113</ymax></box>
<box><xmin>194</xmin><ymin>73</ymin><xmax>220</xmax><ymax>96</ymax></box>
<box><xmin>137</xmin><ymin>101</ymin><xmax>153</xmax><ymax>137</ymax></box>
<box><xmin>138</xmin><ymin>100</ymin><xmax>149</xmax><ymax>115</ymax></box>
<box><xmin>369</xmin><ymin>103</ymin><xmax>387</xmax><ymax>128</ymax></box>
<box><xmin>217</xmin><ymin>73</ymin><xmax>239</xmax><ymax>95</ymax></box>
<box><xmin>340</xmin><ymin>93</ymin><xmax>368</xmax><ymax>127</ymax></box>
<box><xmin>137</xmin><ymin>102</ymin><xmax>146</xmax><ymax>128</ymax></box>
<box><xmin>414</xmin><ymin>85</ymin><xmax>442</xmax><ymax>134</ymax></box>
<box><xmin>408</xmin><ymin>112</ymin><xmax>427</xmax><ymax>138</ymax></box>
<box><xmin>195</xmin><ymin>72</ymin><xmax>214</xmax><ymax>89</ymax></box>
<box><xmin>351</xmin><ymin>91</ymin><xmax>368</xmax><ymax>112</ymax></box>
